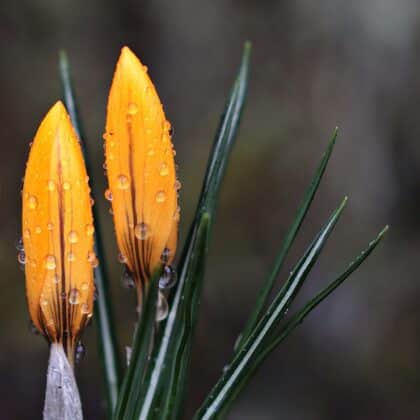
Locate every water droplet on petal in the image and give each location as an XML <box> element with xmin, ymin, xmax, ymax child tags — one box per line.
<box><xmin>29</xmin><ymin>320</ymin><xmax>40</xmax><ymax>335</ymax></box>
<box><xmin>81</xmin><ymin>303</ymin><xmax>90</xmax><ymax>314</ymax></box>
<box><xmin>86</xmin><ymin>224</ymin><xmax>95</xmax><ymax>236</ymax></box>
<box><xmin>69</xmin><ymin>288</ymin><xmax>80</xmax><ymax>304</ymax></box>
<box><xmin>127</xmin><ymin>102</ymin><xmax>138</xmax><ymax>115</ymax></box>
<box><xmin>23</xmin><ymin>229</ymin><xmax>31</xmax><ymax>239</ymax></box>
<box><xmin>47</xmin><ymin>222</ymin><xmax>54</xmax><ymax>231</ymax></box>
<box><xmin>117</xmin><ymin>174</ymin><xmax>129</xmax><ymax>190</ymax></box>
<box><xmin>45</xmin><ymin>255</ymin><xmax>56</xmax><ymax>270</ymax></box>
<box><xmin>68</xmin><ymin>231</ymin><xmax>78</xmax><ymax>243</ymax></box>
<box><xmin>17</xmin><ymin>250</ymin><xmax>26</xmax><ymax>265</ymax></box>
<box><xmin>87</xmin><ymin>251</ymin><xmax>98</xmax><ymax>267</ymax></box>
<box><xmin>155</xmin><ymin>191</ymin><xmax>166</xmax><ymax>203</ymax></box>
<box><xmin>27</xmin><ymin>195</ymin><xmax>38</xmax><ymax>210</ymax></box>
<box><xmin>75</xmin><ymin>341</ymin><xmax>85</xmax><ymax>364</ymax></box>
<box><xmin>159</xmin><ymin>265</ymin><xmax>177</xmax><ymax>289</ymax></box>
<box><xmin>160</xmin><ymin>247</ymin><xmax>171</xmax><ymax>264</ymax></box>
<box><xmin>134</xmin><ymin>222</ymin><xmax>150</xmax><ymax>240</ymax></box>
<box><xmin>35</xmin><ymin>226</ymin><xmax>42</xmax><ymax>234</ymax></box>
<box><xmin>81</xmin><ymin>282</ymin><xmax>89</xmax><ymax>291</ymax></box>
<box><xmin>159</xmin><ymin>163</ymin><xmax>169</xmax><ymax>176</ymax></box>
<box><xmin>104</xmin><ymin>189</ymin><xmax>113</xmax><ymax>201</ymax></box>
<box><xmin>156</xmin><ymin>292</ymin><xmax>169</xmax><ymax>321</ymax></box>
<box><xmin>63</xmin><ymin>181</ymin><xmax>71</xmax><ymax>191</ymax></box>
<box><xmin>15</xmin><ymin>237</ymin><xmax>24</xmax><ymax>251</ymax></box>
<box><xmin>68</xmin><ymin>252</ymin><xmax>76</xmax><ymax>262</ymax></box>
<box><xmin>46</xmin><ymin>180</ymin><xmax>55</xmax><ymax>191</ymax></box>
<box><xmin>122</xmin><ymin>269</ymin><xmax>135</xmax><ymax>289</ymax></box>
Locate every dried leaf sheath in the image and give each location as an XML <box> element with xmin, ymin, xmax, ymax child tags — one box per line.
<box><xmin>22</xmin><ymin>101</ymin><xmax>95</xmax><ymax>361</ymax></box>
<box><xmin>105</xmin><ymin>47</ymin><xmax>179</xmax><ymax>303</ymax></box>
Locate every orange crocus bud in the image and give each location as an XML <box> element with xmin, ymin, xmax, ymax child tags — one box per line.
<box><xmin>104</xmin><ymin>46</ymin><xmax>179</xmax><ymax>307</ymax></box>
<box><xmin>22</xmin><ymin>101</ymin><xmax>95</xmax><ymax>362</ymax></box>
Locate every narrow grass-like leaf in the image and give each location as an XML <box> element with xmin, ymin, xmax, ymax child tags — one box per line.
<box><xmin>59</xmin><ymin>50</ymin><xmax>122</xmax><ymax>414</ymax></box>
<box><xmin>199</xmin><ymin>225</ymin><xmax>388</xmax><ymax>419</ymax></box>
<box><xmin>193</xmin><ymin>198</ymin><xmax>347</xmax><ymax>420</ymax></box>
<box><xmin>112</xmin><ymin>269</ymin><xmax>161</xmax><ymax>420</ymax></box>
<box><xmin>236</xmin><ymin>128</ymin><xmax>338</xmax><ymax>350</ymax></box>
<box><xmin>133</xmin><ymin>212</ymin><xmax>210</xmax><ymax>420</ymax></box>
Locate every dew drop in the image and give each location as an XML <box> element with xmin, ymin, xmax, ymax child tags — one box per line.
<box><xmin>159</xmin><ymin>163</ymin><xmax>169</xmax><ymax>176</ymax></box>
<box><xmin>117</xmin><ymin>174</ymin><xmax>129</xmax><ymax>190</ymax></box>
<box><xmin>122</xmin><ymin>269</ymin><xmax>135</xmax><ymax>289</ymax></box>
<box><xmin>15</xmin><ymin>237</ymin><xmax>24</xmax><ymax>251</ymax></box>
<box><xmin>45</xmin><ymin>255</ymin><xmax>56</xmax><ymax>270</ymax></box>
<box><xmin>23</xmin><ymin>229</ymin><xmax>30</xmax><ymax>239</ymax></box>
<box><xmin>156</xmin><ymin>292</ymin><xmax>169</xmax><ymax>322</ymax></box>
<box><xmin>17</xmin><ymin>250</ymin><xmax>26</xmax><ymax>265</ymax></box>
<box><xmin>127</xmin><ymin>102</ymin><xmax>138</xmax><ymax>115</ymax></box>
<box><xmin>147</xmin><ymin>148</ymin><xmax>155</xmax><ymax>157</ymax></box>
<box><xmin>47</xmin><ymin>222</ymin><xmax>54</xmax><ymax>231</ymax></box>
<box><xmin>75</xmin><ymin>341</ymin><xmax>85</xmax><ymax>364</ymax></box>
<box><xmin>68</xmin><ymin>231</ymin><xmax>78</xmax><ymax>243</ymax></box>
<box><xmin>81</xmin><ymin>303</ymin><xmax>90</xmax><ymax>314</ymax></box>
<box><xmin>104</xmin><ymin>189</ymin><xmax>113</xmax><ymax>201</ymax></box>
<box><xmin>155</xmin><ymin>190</ymin><xmax>166</xmax><ymax>203</ymax></box>
<box><xmin>81</xmin><ymin>282</ymin><xmax>89</xmax><ymax>291</ymax></box>
<box><xmin>134</xmin><ymin>222</ymin><xmax>150</xmax><ymax>240</ymax></box>
<box><xmin>67</xmin><ymin>252</ymin><xmax>76</xmax><ymax>262</ymax></box>
<box><xmin>28</xmin><ymin>195</ymin><xmax>38</xmax><ymax>210</ymax></box>
<box><xmin>86</xmin><ymin>224</ymin><xmax>95</xmax><ymax>236</ymax></box>
<box><xmin>87</xmin><ymin>251</ymin><xmax>98</xmax><ymax>267</ymax></box>
<box><xmin>46</xmin><ymin>180</ymin><xmax>55</xmax><ymax>191</ymax></box>
<box><xmin>160</xmin><ymin>247</ymin><xmax>171</xmax><ymax>264</ymax></box>
<box><xmin>29</xmin><ymin>320</ymin><xmax>40</xmax><ymax>335</ymax></box>
<box><xmin>69</xmin><ymin>288</ymin><xmax>80</xmax><ymax>305</ymax></box>
<box><xmin>35</xmin><ymin>226</ymin><xmax>42</xmax><ymax>234</ymax></box>
<box><xmin>159</xmin><ymin>265</ymin><xmax>177</xmax><ymax>289</ymax></box>
<box><xmin>63</xmin><ymin>181</ymin><xmax>71</xmax><ymax>191</ymax></box>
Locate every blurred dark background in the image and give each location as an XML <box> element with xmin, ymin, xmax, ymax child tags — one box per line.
<box><xmin>1</xmin><ymin>1</ymin><xmax>419</xmax><ymax>419</ymax></box>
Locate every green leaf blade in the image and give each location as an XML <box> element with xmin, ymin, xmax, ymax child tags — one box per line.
<box><xmin>236</xmin><ymin>128</ymin><xmax>338</xmax><ymax>350</ymax></box>
<box><xmin>194</xmin><ymin>197</ymin><xmax>347</xmax><ymax>420</ymax></box>
<box><xmin>113</xmin><ymin>270</ymin><xmax>162</xmax><ymax>420</ymax></box>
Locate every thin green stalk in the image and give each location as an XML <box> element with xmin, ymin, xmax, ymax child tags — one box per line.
<box><xmin>59</xmin><ymin>50</ymin><xmax>122</xmax><ymax>415</ymax></box>
<box><xmin>236</xmin><ymin>128</ymin><xmax>338</xmax><ymax>350</ymax></box>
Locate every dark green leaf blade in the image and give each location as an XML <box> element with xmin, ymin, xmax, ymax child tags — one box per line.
<box><xmin>236</xmin><ymin>128</ymin><xmax>338</xmax><ymax>350</ymax></box>
<box><xmin>113</xmin><ymin>269</ymin><xmax>161</xmax><ymax>420</ymax></box>
<box><xmin>193</xmin><ymin>198</ymin><xmax>347</xmax><ymax>420</ymax></box>
<box><xmin>201</xmin><ymin>225</ymin><xmax>389</xmax><ymax>420</ymax></box>
<box><xmin>133</xmin><ymin>212</ymin><xmax>211</xmax><ymax>419</ymax></box>
<box><xmin>58</xmin><ymin>50</ymin><xmax>122</xmax><ymax>414</ymax></box>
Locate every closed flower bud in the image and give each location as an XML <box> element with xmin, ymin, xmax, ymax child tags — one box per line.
<box><xmin>104</xmin><ymin>47</ymin><xmax>179</xmax><ymax>304</ymax></box>
<box><xmin>22</xmin><ymin>101</ymin><xmax>94</xmax><ymax>362</ymax></box>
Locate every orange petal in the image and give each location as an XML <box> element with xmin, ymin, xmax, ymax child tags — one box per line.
<box><xmin>105</xmin><ymin>46</ymin><xmax>179</xmax><ymax>302</ymax></box>
<box><xmin>22</xmin><ymin>101</ymin><xmax>94</xmax><ymax>358</ymax></box>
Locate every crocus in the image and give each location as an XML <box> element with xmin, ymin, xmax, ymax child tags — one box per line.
<box><xmin>22</xmin><ymin>101</ymin><xmax>95</xmax><ymax>420</ymax></box>
<box><xmin>104</xmin><ymin>47</ymin><xmax>180</xmax><ymax>309</ymax></box>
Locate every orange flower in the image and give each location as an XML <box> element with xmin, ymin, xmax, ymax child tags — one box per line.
<box><xmin>104</xmin><ymin>47</ymin><xmax>179</xmax><ymax>305</ymax></box>
<box><xmin>22</xmin><ymin>101</ymin><xmax>95</xmax><ymax>362</ymax></box>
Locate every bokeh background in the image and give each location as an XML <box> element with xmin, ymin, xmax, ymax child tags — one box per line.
<box><xmin>1</xmin><ymin>1</ymin><xmax>419</xmax><ymax>419</ymax></box>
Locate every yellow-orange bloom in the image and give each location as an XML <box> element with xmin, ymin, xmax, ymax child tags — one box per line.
<box><xmin>104</xmin><ymin>46</ymin><xmax>179</xmax><ymax>304</ymax></box>
<box><xmin>22</xmin><ymin>101</ymin><xmax>95</xmax><ymax>361</ymax></box>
